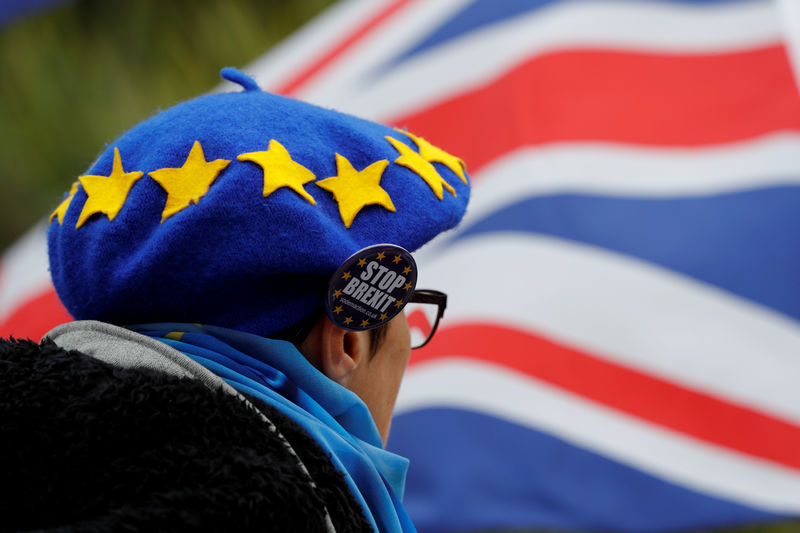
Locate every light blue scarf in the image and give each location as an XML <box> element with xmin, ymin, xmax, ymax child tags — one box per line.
<box><xmin>128</xmin><ymin>322</ymin><xmax>415</xmax><ymax>533</ymax></box>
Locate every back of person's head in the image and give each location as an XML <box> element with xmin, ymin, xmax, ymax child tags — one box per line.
<box><xmin>47</xmin><ymin>68</ymin><xmax>470</xmax><ymax>339</ymax></box>
<box><xmin>32</xmin><ymin>68</ymin><xmax>472</xmax><ymax>532</ymax></box>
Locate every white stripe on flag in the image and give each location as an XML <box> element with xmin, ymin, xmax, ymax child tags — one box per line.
<box><xmin>293</xmin><ymin>0</ymin><xmax>473</xmax><ymax>105</ymax></box>
<box><xmin>240</xmin><ymin>0</ymin><xmax>395</xmax><ymax>92</ymax></box>
<box><xmin>776</xmin><ymin>0</ymin><xmax>800</xmax><ymax>92</ymax></box>
<box><xmin>415</xmin><ymin>234</ymin><xmax>800</xmax><ymax>425</ymax></box>
<box><xmin>0</xmin><ymin>222</ymin><xmax>51</xmax><ymax>321</ymax></box>
<box><xmin>396</xmin><ymin>359</ymin><xmax>800</xmax><ymax>514</ymax></box>
<box><xmin>462</xmin><ymin>132</ymin><xmax>800</xmax><ymax>224</ymax></box>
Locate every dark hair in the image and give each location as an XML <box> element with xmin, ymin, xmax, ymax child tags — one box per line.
<box><xmin>272</xmin><ymin>310</ymin><xmax>388</xmax><ymax>359</ymax></box>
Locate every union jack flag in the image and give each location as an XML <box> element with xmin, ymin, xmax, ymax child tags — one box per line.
<box><xmin>2</xmin><ymin>0</ymin><xmax>800</xmax><ymax>531</ymax></box>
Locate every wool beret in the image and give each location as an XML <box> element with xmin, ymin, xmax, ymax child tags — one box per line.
<box><xmin>48</xmin><ymin>68</ymin><xmax>469</xmax><ymax>336</ymax></box>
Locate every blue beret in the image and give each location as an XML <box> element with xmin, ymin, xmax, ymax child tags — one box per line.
<box><xmin>48</xmin><ymin>68</ymin><xmax>470</xmax><ymax>336</ymax></box>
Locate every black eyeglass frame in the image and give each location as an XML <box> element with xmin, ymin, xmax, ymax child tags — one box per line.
<box><xmin>408</xmin><ymin>289</ymin><xmax>447</xmax><ymax>349</ymax></box>
<box><xmin>274</xmin><ymin>289</ymin><xmax>447</xmax><ymax>350</ymax></box>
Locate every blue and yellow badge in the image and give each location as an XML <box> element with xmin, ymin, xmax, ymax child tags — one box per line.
<box><xmin>326</xmin><ymin>244</ymin><xmax>416</xmax><ymax>331</ymax></box>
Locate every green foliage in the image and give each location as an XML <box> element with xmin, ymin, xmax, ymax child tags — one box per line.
<box><xmin>0</xmin><ymin>0</ymin><xmax>334</xmax><ymax>250</ymax></box>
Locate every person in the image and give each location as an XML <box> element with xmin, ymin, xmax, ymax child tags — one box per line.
<box><xmin>0</xmin><ymin>68</ymin><xmax>469</xmax><ymax>532</ymax></box>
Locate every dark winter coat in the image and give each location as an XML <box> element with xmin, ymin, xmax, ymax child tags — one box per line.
<box><xmin>0</xmin><ymin>336</ymin><xmax>372</xmax><ymax>532</ymax></box>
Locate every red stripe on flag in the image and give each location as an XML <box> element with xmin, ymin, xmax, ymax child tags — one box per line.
<box><xmin>391</xmin><ymin>45</ymin><xmax>800</xmax><ymax>173</ymax></box>
<box><xmin>409</xmin><ymin>322</ymin><xmax>800</xmax><ymax>472</ymax></box>
<box><xmin>276</xmin><ymin>0</ymin><xmax>414</xmax><ymax>96</ymax></box>
<box><xmin>0</xmin><ymin>288</ymin><xmax>71</xmax><ymax>341</ymax></box>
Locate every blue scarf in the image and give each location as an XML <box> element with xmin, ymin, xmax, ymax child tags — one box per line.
<box><xmin>127</xmin><ymin>322</ymin><xmax>415</xmax><ymax>533</ymax></box>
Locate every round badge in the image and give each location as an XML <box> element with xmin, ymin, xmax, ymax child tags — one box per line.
<box><xmin>325</xmin><ymin>244</ymin><xmax>418</xmax><ymax>331</ymax></box>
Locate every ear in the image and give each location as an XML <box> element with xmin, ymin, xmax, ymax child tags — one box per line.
<box><xmin>315</xmin><ymin>315</ymin><xmax>370</xmax><ymax>386</ymax></box>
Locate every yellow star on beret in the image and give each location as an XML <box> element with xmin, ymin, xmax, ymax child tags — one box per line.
<box><xmin>76</xmin><ymin>147</ymin><xmax>143</xmax><ymax>228</ymax></box>
<box><xmin>50</xmin><ymin>181</ymin><xmax>79</xmax><ymax>225</ymax></box>
<box><xmin>238</xmin><ymin>139</ymin><xmax>316</xmax><ymax>204</ymax></box>
<box><xmin>400</xmin><ymin>130</ymin><xmax>468</xmax><ymax>184</ymax></box>
<box><xmin>386</xmin><ymin>136</ymin><xmax>456</xmax><ymax>200</ymax></box>
<box><xmin>149</xmin><ymin>140</ymin><xmax>230</xmax><ymax>222</ymax></box>
<box><xmin>315</xmin><ymin>153</ymin><xmax>394</xmax><ymax>228</ymax></box>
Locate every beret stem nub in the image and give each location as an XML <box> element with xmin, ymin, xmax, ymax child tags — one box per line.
<box><xmin>220</xmin><ymin>67</ymin><xmax>261</xmax><ymax>92</ymax></box>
